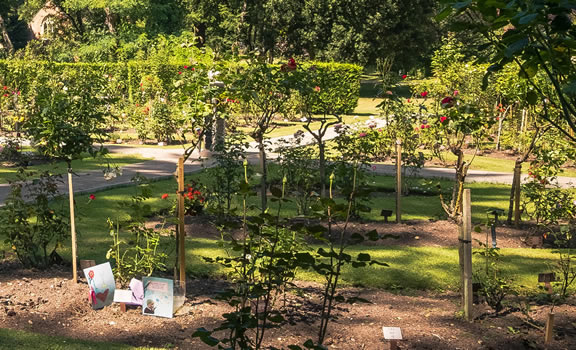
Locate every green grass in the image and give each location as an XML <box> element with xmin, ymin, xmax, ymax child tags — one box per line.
<box><xmin>0</xmin><ymin>328</ymin><xmax>164</xmax><ymax>350</ymax></box>
<box><xmin>0</xmin><ymin>153</ymin><xmax>151</xmax><ymax>184</ymax></box>
<box><xmin>1</xmin><ymin>169</ymin><xmax>565</xmax><ymax>294</ymax></box>
<box><xmin>421</xmin><ymin>150</ymin><xmax>576</xmax><ymax>178</ymax></box>
<box><xmin>181</xmin><ymin>239</ymin><xmax>568</xmax><ymax>293</ymax></box>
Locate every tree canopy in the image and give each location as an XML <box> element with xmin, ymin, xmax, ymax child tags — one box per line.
<box><xmin>2</xmin><ymin>0</ymin><xmax>442</xmax><ymax>70</ymax></box>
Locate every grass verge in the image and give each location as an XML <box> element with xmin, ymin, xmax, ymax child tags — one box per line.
<box><xmin>0</xmin><ymin>153</ymin><xmax>151</xmax><ymax>184</ymax></box>
<box><xmin>0</xmin><ymin>328</ymin><xmax>164</xmax><ymax>350</ymax></box>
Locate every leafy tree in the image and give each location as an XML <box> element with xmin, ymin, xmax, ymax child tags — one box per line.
<box><xmin>438</xmin><ymin>0</ymin><xmax>576</xmax><ymax>143</ymax></box>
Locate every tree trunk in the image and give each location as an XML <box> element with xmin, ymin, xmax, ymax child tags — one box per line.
<box><xmin>0</xmin><ymin>14</ymin><xmax>14</xmax><ymax>54</ymax></box>
<box><xmin>506</xmin><ymin>164</ymin><xmax>518</xmax><ymax>225</ymax></box>
<box><xmin>318</xmin><ymin>140</ymin><xmax>326</xmax><ymax>197</ymax></box>
<box><xmin>104</xmin><ymin>7</ymin><xmax>116</xmax><ymax>34</ymax></box>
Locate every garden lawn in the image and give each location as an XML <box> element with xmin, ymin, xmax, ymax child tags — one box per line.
<box><xmin>0</xmin><ymin>153</ymin><xmax>150</xmax><ymax>184</ymax></box>
<box><xmin>5</xmin><ymin>171</ymin><xmax>568</xmax><ymax>295</ymax></box>
<box><xmin>0</xmin><ymin>328</ymin><xmax>164</xmax><ymax>350</ymax></box>
<box><xmin>423</xmin><ymin>150</ymin><xmax>576</xmax><ymax>178</ymax></box>
<box><xmin>183</xmin><ymin>239</ymin><xmax>568</xmax><ymax>294</ymax></box>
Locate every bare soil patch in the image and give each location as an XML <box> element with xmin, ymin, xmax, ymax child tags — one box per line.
<box><xmin>1</xmin><ymin>220</ymin><xmax>574</xmax><ymax>349</ymax></box>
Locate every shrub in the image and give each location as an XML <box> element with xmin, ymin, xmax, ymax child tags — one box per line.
<box><xmin>0</xmin><ymin>170</ymin><xmax>69</xmax><ymax>268</ymax></box>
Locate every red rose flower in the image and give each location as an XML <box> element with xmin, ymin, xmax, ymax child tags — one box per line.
<box><xmin>2</xmin><ymin>86</ymin><xmax>7</xmax><ymax>90</ymax></box>
<box><xmin>420</xmin><ymin>91</ymin><xmax>428</xmax><ymax>98</ymax></box>
<box><xmin>421</xmin><ymin>124</ymin><xmax>426</xmax><ymax>129</ymax></box>
<box><xmin>453</xmin><ymin>90</ymin><xmax>459</xmax><ymax>96</ymax></box>
<box><xmin>402</xmin><ymin>74</ymin><xmax>407</xmax><ymax>79</ymax></box>
<box><xmin>314</xmin><ymin>86</ymin><xmax>321</xmax><ymax>92</ymax></box>
<box><xmin>440</xmin><ymin>116</ymin><xmax>447</xmax><ymax>123</ymax></box>
<box><xmin>161</xmin><ymin>193</ymin><xmax>169</xmax><ymax>199</ymax></box>
<box><xmin>359</xmin><ymin>132</ymin><xmax>367</xmax><ymax>138</ymax></box>
<box><xmin>178</xmin><ymin>71</ymin><xmax>182</xmax><ymax>75</ymax></box>
<box><xmin>281</xmin><ymin>58</ymin><xmax>297</xmax><ymax>71</ymax></box>
<box><xmin>441</xmin><ymin>97</ymin><xmax>454</xmax><ymax>108</ymax></box>
<box><xmin>425</xmin><ymin>125</ymin><xmax>431</xmax><ymax>129</ymax></box>
<box><xmin>89</xmin><ymin>194</ymin><xmax>96</xmax><ymax>200</ymax></box>
<box><xmin>184</xmin><ymin>66</ymin><xmax>188</xmax><ymax>69</ymax></box>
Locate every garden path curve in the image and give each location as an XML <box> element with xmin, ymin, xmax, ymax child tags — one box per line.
<box><xmin>1</xmin><ymin>120</ymin><xmax>574</xmax><ymax>205</ymax></box>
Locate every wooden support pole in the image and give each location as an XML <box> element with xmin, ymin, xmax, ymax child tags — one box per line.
<box><xmin>177</xmin><ymin>157</ymin><xmax>186</xmax><ymax>293</ymax></box>
<box><xmin>68</xmin><ymin>171</ymin><xmax>78</xmax><ymax>283</ymax></box>
<box><xmin>545</xmin><ymin>312</ymin><xmax>554</xmax><ymax>344</ymax></box>
<box><xmin>395</xmin><ymin>139</ymin><xmax>402</xmax><ymax>224</ymax></box>
<box><xmin>460</xmin><ymin>189</ymin><xmax>473</xmax><ymax>321</ymax></box>
<box><xmin>513</xmin><ymin>164</ymin><xmax>522</xmax><ymax>227</ymax></box>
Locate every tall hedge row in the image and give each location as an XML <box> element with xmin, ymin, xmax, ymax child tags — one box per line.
<box><xmin>0</xmin><ymin>60</ymin><xmax>361</xmax><ymax>115</ymax></box>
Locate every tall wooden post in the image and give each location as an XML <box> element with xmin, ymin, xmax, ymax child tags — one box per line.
<box><xmin>177</xmin><ymin>157</ymin><xmax>186</xmax><ymax>292</ymax></box>
<box><xmin>513</xmin><ymin>164</ymin><xmax>522</xmax><ymax>227</ymax></box>
<box><xmin>395</xmin><ymin>139</ymin><xmax>402</xmax><ymax>224</ymax></box>
<box><xmin>459</xmin><ymin>189</ymin><xmax>473</xmax><ymax>321</ymax></box>
<box><xmin>68</xmin><ymin>171</ymin><xmax>78</xmax><ymax>283</ymax></box>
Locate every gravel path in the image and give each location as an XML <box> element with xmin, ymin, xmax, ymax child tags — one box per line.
<box><xmin>1</xmin><ymin>119</ymin><xmax>574</xmax><ymax>204</ymax></box>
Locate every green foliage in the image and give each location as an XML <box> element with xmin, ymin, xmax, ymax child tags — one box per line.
<box><xmin>194</xmin><ymin>161</ymin><xmax>306</xmax><ymax>349</ymax></box>
<box><xmin>473</xmin><ymin>240</ymin><xmax>515</xmax><ymax>315</ymax></box>
<box><xmin>0</xmin><ymin>170</ymin><xmax>69</xmax><ymax>268</ymax></box>
<box><xmin>0</xmin><ymin>137</ymin><xmax>28</xmax><ymax>165</ymax></box>
<box><xmin>276</xmin><ymin>132</ymin><xmax>318</xmax><ymax>215</ymax></box>
<box><xmin>204</xmin><ymin>133</ymin><xmax>248</xmax><ymax>215</ymax></box>
<box><xmin>549</xmin><ymin>228</ymin><xmax>576</xmax><ymax>300</ymax></box>
<box><xmin>105</xmin><ymin>175</ymin><xmax>170</xmax><ymax>286</ymax></box>
<box><xmin>300</xmin><ymin>62</ymin><xmax>362</xmax><ymax>115</ymax></box>
<box><xmin>438</xmin><ymin>0</ymin><xmax>576</xmax><ymax>143</ymax></box>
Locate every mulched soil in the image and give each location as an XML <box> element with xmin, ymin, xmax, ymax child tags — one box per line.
<box><xmin>1</xmin><ymin>219</ymin><xmax>575</xmax><ymax>350</ymax></box>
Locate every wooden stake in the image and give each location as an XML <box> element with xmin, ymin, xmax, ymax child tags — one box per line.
<box><xmin>389</xmin><ymin>340</ymin><xmax>398</xmax><ymax>350</ymax></box>
<box><xmin>513</xmin><ymin>164</ymin><xmax>522</xmax><ymax>227</ymax></box>
<box><xmin>68</xmin><ymin>171</ymin><xmax>78</xmax><ymax>283</ymax></box>
<box><xmin>460</xmin><ymin>189</ymin><xmax>473</xmax><ymax>321</ymax></box>
<box><xmin>395</xmin><ymin>139</ymin><xmax>402</xmax><ymax>224</ymax></box>
<box><xmin>177</xmin><ymin>157</ymin><xmax>186</xmax><ymax>293</ymax></box>
<box><xmin>545</xmin><ymin>312</ymin><xmax>554</xmax><ymax>344</ymax></box>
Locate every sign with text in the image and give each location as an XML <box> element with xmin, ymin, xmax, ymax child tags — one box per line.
<box><xmin>142</xmin><ymin>277</ymin><xmax>173</xmax><ymax>318</ymax></box>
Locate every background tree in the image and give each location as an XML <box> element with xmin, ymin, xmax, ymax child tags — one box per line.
<box><xmin>438</xmin><ymin>0</ymin><xmax>576</xmax><ymax>143</ymax></box>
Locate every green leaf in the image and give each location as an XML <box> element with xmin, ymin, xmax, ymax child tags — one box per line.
<box><xmin>349</xmin><ymin>233</ymin><xmax>365</xmax><ymax>244</ymax></box>
<box><xmin>453</xmin><ymin>1</ymin><xmax>472</xmax><ymax>10</ymax></box>
<box><xmin>435</xmin><ymin>7</ymin><xmax>453</xmax><ymax>22</ymax></box>
<box><xmin>270</xmin><ymin>186</ymin><xmax>282</xmax><ymax>198</ymax></box>
<box><xmin>303</xmin><ymin>339</ymin><xmax>315</xmax><ymax>348</ymax></box>
<box><xmin>562</xmin><ymin>81</ymin><xmax>576</xmax><ymax>96</ymax></box>
<box><xmin>505</xmin><ymin>37</ymin><xmax>529</xmax><ymax>57</ymax></box>
<box><xmin>366</xmin><ymin>229</ymin><xmax>379</xmax><ymax>241</ymax></box>
<box><xmin>518</xmin><ymin>13</ymin><xmax>538</xmax><ymax>25</ymax></box>
<box><xmin>267</xmin><ymin>314</ymin><xmax>285</xmax><ymax>323</ymax></box>
<box><xmin>526</xmin><ymin>90</ymin><xmax>539</xmax><ymax>105</ymax></box>
<box><xmin>357</xmin><ymin>253</ymin><xmax>371</xmax><ymax>261</ymax></box>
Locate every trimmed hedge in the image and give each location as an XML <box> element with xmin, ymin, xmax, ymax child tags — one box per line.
<box><xmin>0</xmin><ymin>59</ymin><xmax>360</xmax><ymax>115</ymax></box>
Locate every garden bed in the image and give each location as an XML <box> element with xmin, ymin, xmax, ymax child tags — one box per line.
<box><xmin>0</xmin><ymin>262</ymin><xmax>575</xmax><ymax>349</ymax></box>
<box><xmin>2</xmin><ymin>219</ymin><xmax>574</xmax><ymax>349</ymax></box>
